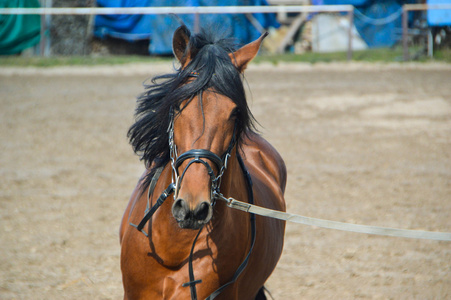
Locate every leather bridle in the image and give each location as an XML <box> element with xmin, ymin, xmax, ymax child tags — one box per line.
<box><xmin>168</xmin><ymin>106</ymin><xmax>237</xmax><ymax>204</ymax></box>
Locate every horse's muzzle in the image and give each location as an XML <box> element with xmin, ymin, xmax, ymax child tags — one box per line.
<box><xmin>172</xmin><ymin>198</ymin><xmax>213</xmax><ymax>230</ymax></box>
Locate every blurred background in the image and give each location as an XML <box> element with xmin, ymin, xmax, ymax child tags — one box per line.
<box><xmin>1</xmin><ymin>0</ymin><xmax>450</xmax><ymax>61</ymax></box>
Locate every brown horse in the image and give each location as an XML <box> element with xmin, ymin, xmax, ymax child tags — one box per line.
<box><xmin>120</xmin><ymin>25</ymin><xmax>287</xmax><ymax>300</ymax></box>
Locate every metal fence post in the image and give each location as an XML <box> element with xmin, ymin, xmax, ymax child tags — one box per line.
<box><xmin>402</xmin><ymin>6</ymin><xmax>409</xmax><ymax>61</ymax></box>
<box><xmin>40</xmin><ymin>11</ymin><xmax>46</xmax><ymax>56</ymax></box>
<box><xmin>347</xmin><ymin>8</ymin><xmax>354</xmax><ymax>61</ymax></box>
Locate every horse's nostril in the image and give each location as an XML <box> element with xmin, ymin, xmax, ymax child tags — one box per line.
<box><xmin>172</xmin><ymin>199</ymin><xmax>212</xmax><ymax>228</ymax></box>
<box><xmin>194</xmin><ymin>201</ymin><xmax>211</xmax><ymax>221</ymax></box>
<box><xmin>172</xmin><ymin>199</ymin><xmax>189</xmax><ymax>221</ymax></box>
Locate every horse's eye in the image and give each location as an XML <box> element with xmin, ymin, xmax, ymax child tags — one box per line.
<box><xmin>230</xmin><ymin>108</ymin><xmax>240</xmax><ymax>119</ymax></box>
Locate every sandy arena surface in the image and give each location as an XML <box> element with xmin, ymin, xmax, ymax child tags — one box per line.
<box><xmin>1</xmin><ymin>62</ymin><xmax>450</xmax><ymax>299</ymax></box>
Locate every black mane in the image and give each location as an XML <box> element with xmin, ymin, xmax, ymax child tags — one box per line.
<box><xmin>127</xmin><ymin>28</ymin><xmax>256</xmax><ymax>189</ymax></box>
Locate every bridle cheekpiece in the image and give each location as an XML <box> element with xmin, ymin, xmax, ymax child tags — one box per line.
<box><xmin>168</xmin><ymin>106</ymin><xmax>237</xmax><ymax>204</ymax></box>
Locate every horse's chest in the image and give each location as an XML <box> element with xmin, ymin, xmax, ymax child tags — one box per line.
<box><xmin>121</xmin><ymin>224</ymin><xmax>242</xmax><ymax>298</ymax></box>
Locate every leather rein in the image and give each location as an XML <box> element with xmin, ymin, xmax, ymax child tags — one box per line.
<box><xmin>131</xmin><ymin>107</ymin><xmax>256</xmax><ymax>300</ymax></box>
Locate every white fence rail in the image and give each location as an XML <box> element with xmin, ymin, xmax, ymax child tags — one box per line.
<box><xmin>2</xmin><ymin>4</ymin><xmax>451</xmax><ymax>60</ymax></box>
<box><xmin>0</xmin><ymin>5</ymin><xmax>353</xmax><ymax>15</ymax></box>
<box><xmin>0</xmin><ymin>5</ymin><xmax>355</xmax><ymax>58</ymax></box>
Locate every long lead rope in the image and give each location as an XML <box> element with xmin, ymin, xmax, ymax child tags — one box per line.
<box><xmin>215</xmin><ymin>197</ymin><xmax>451</xmax><ymax>242</ymax></box>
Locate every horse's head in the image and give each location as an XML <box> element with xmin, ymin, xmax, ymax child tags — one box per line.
<box><xmin>169</xmin><ymin>25</ymin><xmax>266</xmax><ymax>230</ymax></box>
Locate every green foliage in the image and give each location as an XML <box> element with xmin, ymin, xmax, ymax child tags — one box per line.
<box><xmin>433</xmin><ymin>48</ymin><xmax>451</xmax><ymax>61</ymax></box>
<box><xmin>0</xmin><ymin>48</ymin><xmax>450</xmax><ymax>67</ymax></box>
<box><xmin>255</xmin><ymin>47</ymin><xmax>451</xmax><ymax>64</ymax></box>
<box><xmin>0</xmin><ymin>55</ymin><xmax>172</xmax><ymax>67</ymax></box>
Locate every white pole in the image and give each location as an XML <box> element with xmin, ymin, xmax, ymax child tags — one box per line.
<box><xmin>0</xmin><ymin>5</ymin><xmax>354</xmax><ymax>15</ymax></box>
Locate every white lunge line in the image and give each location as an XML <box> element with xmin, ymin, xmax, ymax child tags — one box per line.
<box><xmin>222</xmin><ymin>198</ymin><xmax>451</xmax><ymax>241</ymax></box>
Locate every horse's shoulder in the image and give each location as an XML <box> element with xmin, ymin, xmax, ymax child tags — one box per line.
<box><xmin>240</xmin><ymin>131</ymin><xmax>287</xmax><ymax>193</ymax></box>
<box><xmin>119</xmin><ymin>170</ymin><xmax>149</xmax><ymax>243</ymax></box>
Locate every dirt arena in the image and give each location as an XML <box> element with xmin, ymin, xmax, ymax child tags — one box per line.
<box><xmin>1</xmin><ymin>62</ymin><xmax>450</xmax><ymax>299</ymax></box>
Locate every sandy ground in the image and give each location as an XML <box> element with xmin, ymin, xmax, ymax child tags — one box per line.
<box><xmin>0</xmin><ymin>62</ymin><xmax>450</xmax><ymax>299</ymax></box>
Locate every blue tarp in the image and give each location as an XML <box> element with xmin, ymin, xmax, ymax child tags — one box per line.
<box><xmin>94</xmin><ymin>0</ymin><xmax>279</xmax><ymax>55</ymax></box>
<box><xmin>314</xmin><ymin>0</ymin><xmax>415</xmax><ymax>48</ymax></box>
<box><xmin>353</xmin><ymin>1</ymin><xmax>404</xmax><ymax>48</ymax></box>
<box><xmin>94</xmin><ymin>0</ymin><xmax>153</xmax><ymax>41</ymax></box>
<box><xmin>427</xmin><ymin>0</ymin><xmax>451</xmax><ymax>26</ymax></box>
<box><xmin>319</xmin><ymin>0</ymin><xmax>368</xmax><ymax>5</ymax></box>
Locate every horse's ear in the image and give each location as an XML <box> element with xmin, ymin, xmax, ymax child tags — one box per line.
<box><xmin>229</xmin><ymin>32</ymin><xmax>268</xmax><ymax>73</ymax></box>
<box><xmin>172</xmin><ymin>25</ymin><xmax>191</xmax><ymax>66</ymax></box>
